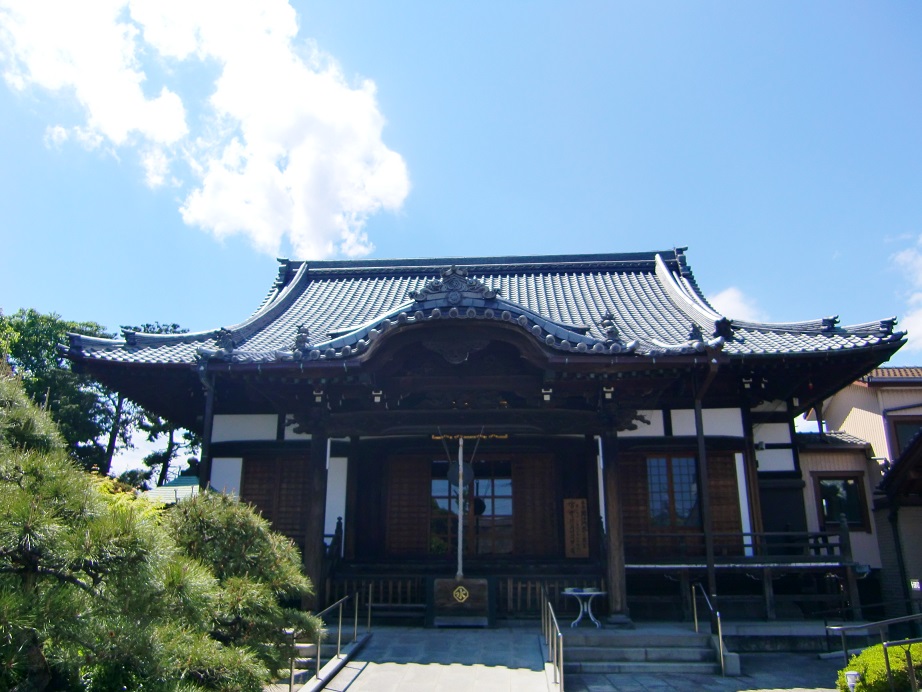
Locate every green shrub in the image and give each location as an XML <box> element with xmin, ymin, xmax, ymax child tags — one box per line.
<box><xmin>0</xmin><ymin>375</ymin><xmax>318</xmax><ymax>690</ymax></box>
<box><xmin>838</xmin><ymin>642</ymin><xmax>922</xmax><ymax>691</ymax></box>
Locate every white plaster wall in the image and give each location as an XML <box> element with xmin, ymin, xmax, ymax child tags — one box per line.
<box><xmin>210</xmin><ymin>457</ymin><xmax>242</xmax><ymax>496</ymax></box>
<box><xmin>284</xmin><ymin>414</ymin><xmax>312</xmax><ymax>440</ymax></box>
<box><xmin>212</xmin><ymin>414</ymin><xmax>278</xmax><ymax>442</ymax></box>
<box><xmin>751</xmin><ymin>400</ymin><xmax>788</xmax><ymax>414</ymax></box>
<box><xmin>617</xmin><ymin>410</ymin><xmax>664</xmax><ymax>437</ymax></box>
<box><xmin>735</xmin><ymin>453</ymin><xmax>753</xmax><ymax>556</ymax></box>
<box><xmin>325</xmin><ymin>457</ymin><xmax>348</xmax><ymax>555</ymax></box>
<box><xmin>755</xmin><ymin>449</ymin><xmax>795</xmax><ymax>472</ymax></box>
<box><xmin>753</xmin><ymin>423</ymin><xmax>792</xmax><ymax>446</ymax></box>
<box><xmin>671</xmin><ymin>408</ymin><xmax>744</xmax><ymax>437</ymax></box>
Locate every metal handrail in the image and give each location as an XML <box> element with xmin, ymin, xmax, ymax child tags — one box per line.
<box><xmin>827</xmin><ymin>613</ymin><xmax>922</xmax><ymax>667</ymax></box>
<box><xmin>882</xmin><ymin>637</ymin><xmax>922</xmax><ymax>692</ymax></box>
<box><xmin>288</xmin><ymin>592</ymin><xmax>360</xmax><ymax>692</ymax></box>
<box><xmin>691</xmin><ymin>582</ymin><xmax>725</xmax><ymax>676</ymax></box>
<box><xmin>541</xmin><ymin>585</ymin><xmax>565</xmax><ymax>691</ymax></box>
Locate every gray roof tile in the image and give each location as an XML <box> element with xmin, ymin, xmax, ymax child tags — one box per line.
<box><xmin>65</xmin><ymin>249</ymin><xmax>906</xmax><ymax>366</ymax></box>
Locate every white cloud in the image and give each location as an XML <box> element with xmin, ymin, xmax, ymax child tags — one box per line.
<box><xmin>900</xmin><ymin>299</ymin><xmax>922</xmax><ymax>354</ymax></box>
<box><xmin>0</xmin><ymin>0</ymin><xmax>187</xmax><ymax>145</ymax></box>
<box><xmin>141</xmin><ymin>146</ymin><xmax>171</xmax><ymax>188</ymax></box>
<box><xmin>891</xmin><ymin>235</ymin><xmax>922</xmax><ymax>354</ymax></box>
<box><xmin>0</xmin><ymin>0</ymin><xmax>409</xmax><ymax>259</ymax></box>
<box><xmin>43</xmin><ymin>125</ymin><xmax>68</xmax><ymax>147</ymax></box>
<box><xmin>707</xmin><ymin>286</ymin><xmax>769</xmax><ymax>323</ymax></box>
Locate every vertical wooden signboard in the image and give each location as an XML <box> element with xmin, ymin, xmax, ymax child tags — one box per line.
<box><xmin>564</xmin><ymin>498</ymin><xmax>590</xmax><ymax>558</ymax></box>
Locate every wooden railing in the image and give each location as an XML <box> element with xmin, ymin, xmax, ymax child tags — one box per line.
<box><xmin>625</xmin><ymin>528</ymin><xmax>850</xmax><ymax>564</ymax></box>
<box><xmin>326</xmin><ymin>573</ymin><xmax>604</xmax><ymax>618</ymax></box>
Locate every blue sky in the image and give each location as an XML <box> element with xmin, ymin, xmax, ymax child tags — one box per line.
<box><xmin>2</xmin><ymin>1</ymin><xmax>921</xmax><ymax>367</ymax></box>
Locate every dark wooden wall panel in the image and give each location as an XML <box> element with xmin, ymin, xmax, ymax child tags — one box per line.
<box><xmin>240</xmin><ymin>455</ymin><xmax>308</xmax><ymax>546</ymax></box>
<box><xmin>513</xmin><ymin>454</ymin><xmax>559</xmax><ymax>556</ymax></box>
<box><xmin>385</xmin><ymin>457</ymin><xmax>430</xmax><ymax>555</ymax></box>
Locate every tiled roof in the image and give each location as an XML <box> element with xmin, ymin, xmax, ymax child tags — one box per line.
<box><xmin>64</xmin><ymin>249</ymin><xmax>905</xmax><ymax>367</ymax></box>
<box><xmin>796</xmin><ymin>431</ymin><xmax>871</xmax><ymax>448</ymax></box>
<box><xmin>860</xmin><ymin>366</ymin><xmax>922</xmax><ymax>384</ymax></box>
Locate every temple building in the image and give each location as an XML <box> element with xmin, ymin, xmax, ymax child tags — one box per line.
<box><xmin>65</xmin><ymin>249</ymin><xmax>905</xmax><ymax>621</ymax></box>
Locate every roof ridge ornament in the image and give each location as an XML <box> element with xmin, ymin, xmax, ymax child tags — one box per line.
<box><xmin>596</xmin><ymin>311</ymin><xmax>620</xmax><ymax>340</ymax></box>
<box><xmin>214</xmin><ymin>328</ymin><xmax>236</xmax><ymax>351</ymax></box>
<box><xmin>408</xmin><ymin>265</ymin><xmax>501</xmax><ymax>305</ymax></box>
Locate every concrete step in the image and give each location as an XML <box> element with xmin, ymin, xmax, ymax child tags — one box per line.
<box><xmin>565</xmin><ymin>645</ymin><xmax>716</xmax><ymax>663</ymax></box>
<box><xmin>564</xmin><ymin>631</ymin><xmax>711</xmax><ymax>648</ymax></box>
<box><xmin>564</xmin><ymin>660</ymin><xmax>722</xmax><ymax>675</ymax></box>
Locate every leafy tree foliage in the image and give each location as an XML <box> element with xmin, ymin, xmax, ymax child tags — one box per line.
<box><xmin>0</xmin><ymin>309</ymin><xmax>117</xmax><ymax>470</ymax></box>
<box><xmin>168</xmin><ymin>492</ymin><xmax>319</xmax><ymax>675</ymax></box>
<box><xmin>0</xmin><ymin>372</ymin><xmax>319</xmax><ymax>691</ymax></box>
<box><xmin>121</xmin><ymin>322</ymin><xmax>201</xmax><ymax>486</ymax></box>
<box><xmin>0</xmin><ymin>309</ymin><xmax>17</xmax><ymax>358</ymax></box>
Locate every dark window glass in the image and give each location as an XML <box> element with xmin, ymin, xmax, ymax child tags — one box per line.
<box><xmin>894</xmin><ymin>419</ymin><xmax>922</xmax><ymax>457</ymax></box>
<box><xmin>817</xmin><ymin>477</ymin><xmax>865</xmax><ymax>528</ymax></box>
<box><xmin>429</xmin><ymin>458</ymin><xmax>513</xmax><ymax>556</ymax></box>
<box><xmin>647</xmin><ymin>455</ymin><xmax>699</xmax><ymax>528</ymax></box>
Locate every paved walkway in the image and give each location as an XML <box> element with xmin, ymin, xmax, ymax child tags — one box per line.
<box><xmin>322</xmin><ymin>627</ymin><xmax>547</xmax><ymax>691</ymax></box>
<box><xmin>321</xmin><ymin>626</ymin><xmax>844</xmax><ymax>692</ymax></box>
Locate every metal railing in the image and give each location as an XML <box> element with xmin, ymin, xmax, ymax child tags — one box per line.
<box><xmin>541</xmin><ymin>585</ymin><xmax>565</xmax><ymax>691</ymax></box>
<box><xmin>289</xmin><ymin>592</ymin><xmax>360</xmax><ymax>692</ymax></box>
<box><xmin>691</xmin><ymin>582</ymin><xmax>726</xmax><ymax>676</ymax></box>
<box><xmin>883</xmin><ymin>637</ymin><xmax>922</xmax><ymax>692</ymax></box>
<box><xmin>827</xmin><ymin>613</ymin><xmax>922</xmax><ymax>677</ymax></box>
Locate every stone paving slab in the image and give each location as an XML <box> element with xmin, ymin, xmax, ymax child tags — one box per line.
<box><xmin>321</xmin><ymin>627</ymin><xmax>845</xmax><ymax>692</ymax></box>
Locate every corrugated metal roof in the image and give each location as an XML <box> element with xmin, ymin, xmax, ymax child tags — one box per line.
<box><xmin>64</xmin><ymin>249</ymin><xmax>905</xmax><ymax>367</ymax></box>
<box><xmin>142</xmin><ymin>475</ymin><xmax>199</xmax><ymax>505</ymax></box>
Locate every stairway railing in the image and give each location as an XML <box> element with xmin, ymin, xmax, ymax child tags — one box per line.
<box><xmin>541</xmin><ymin>585</ymin><xmax>565</xmax><ymax>691</ymax></box>
<box><xmin>289</xmin><ymin>592</ymin><xmax>359</xmax><ymax>691</ymax></box>
<box><xmin>691</xmin><ymin>582</ymin><xmax>725</xmax><ymax>676</ymax></box>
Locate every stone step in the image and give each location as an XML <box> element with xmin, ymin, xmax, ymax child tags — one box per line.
<box><xmin>564</xmin><ymin>631</ymin><xmax>711</xmax><ymax>648</ymax></box>
<box><xmin>564</xmin><ymin>660</ymin><xmax>722</xmax><ymax>675</ymax></box>
<box><xmin>565</xmin><ymin>645</ymin><xmax>716</xmax><ymax>663</ymax></box>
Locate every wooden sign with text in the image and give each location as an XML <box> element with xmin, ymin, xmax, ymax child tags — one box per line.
<box><xmin>564</xmin><ymin>498</ymin><xmax>590</xmax><ymax>558</ymax></box>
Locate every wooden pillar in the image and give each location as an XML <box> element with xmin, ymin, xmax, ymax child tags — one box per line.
<box><xmin>693</xmin><ymin>378</ymin><xmax>717</xmax><ymax>604</ymax></box>
<box><xmin>763</xmin><ymin>567</ymin><xmax>776</xmax><ymax>620</ymax></box>
<box><xmin>601</xmin><ymin>434</ymin><xmax>631</xmax><ymax>625</ymax></box>
<box><xmin>301</xmin><ymin>432</ymin><xmax>328</xmax><ymax>611</ymax></box>
<box><xmin>197</xmin><ymin>367</ymin><xmax>215</xmax><ymax>490</ymax></box>
<box><xmin>839</xmin><ymin>515</ymin><xmax>862</xmax><ymax>620</ymax></box>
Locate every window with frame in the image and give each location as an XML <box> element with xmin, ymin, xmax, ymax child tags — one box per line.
<box><xmin>890</xmin><ymin>416</ymin><xmax>922</xmax><ymax>458</ymax></box>
<box><xmin>429</xmin><ymin>459</ymin><xmax>513</xmax><ymax>556</ymax></box>
<box><xmin>646</xmin><ymin>455</ymin><xmax>700</xmax><ymax>528</ymax></box>
<box><xmin>813</xmin><ymin>473</ymin><xmax>869</xmax><ymax>532</ymax></box>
